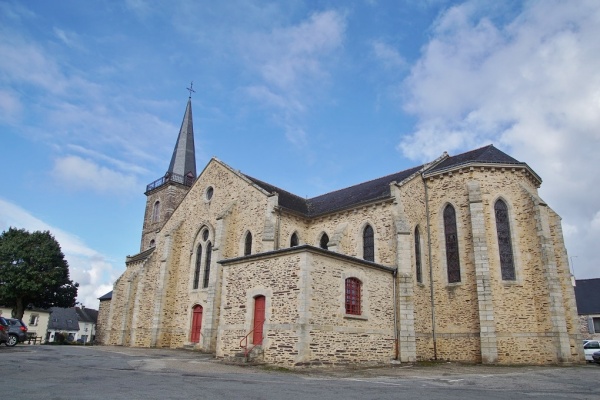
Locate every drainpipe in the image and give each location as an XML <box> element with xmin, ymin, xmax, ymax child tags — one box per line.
<box><xmin>422</xmin><ymin>174</ymin><xmax>437</xmax><ymax>360</ymax></box>
<box><xmin>392</xmin><ymin>268</ymin><xmax>399</xmax><ymax>360</ymax></box>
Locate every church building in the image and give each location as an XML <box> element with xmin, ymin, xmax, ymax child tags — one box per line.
<box><xmin>97</xmin><ymin>95</ymin><xmax>584</xmax><ymax>366</ymax></box>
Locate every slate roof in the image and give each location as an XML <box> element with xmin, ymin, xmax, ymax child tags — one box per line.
<box><xmin>48</xmin><ymin>307</ymin><xmax>80</xmax><ymax>331</ymax></box>
<box><xmin>245</xmin><ymin>145</ymin><xmax>531</xmax><ymax>218</ymax></box>
<box><xmin>99</xmin><ymin>291</ymin><xmax>113</xmax><ymax>301</ymax></box>
<box><xmin>168</xmin><ymin>97</ymin><xmax>197</xmax><ymax>178</ymax></box>
<box><xmin>426</xmin><ymin>144</ymin><xmax>535</xmax><ymax>177</ymax></box>
<box><xmin>75</xmin><ymin>307</ymin><xmax>98</xmax><ymax>324</ymax></box>
<box><xmin>575</xmin><ymin>279</ymin><xmax>600</xmax><ymax>315</ymax></box>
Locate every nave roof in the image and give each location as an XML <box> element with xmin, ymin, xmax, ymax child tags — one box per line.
<box><xmin>243</xmin><ymin>144</ymin><xmax>535</xmax><ymax>218</ymax></box>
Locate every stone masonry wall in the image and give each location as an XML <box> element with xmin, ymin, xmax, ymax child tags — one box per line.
<box><xmin>103</xmin><ymin>155</ymin><xmax>582</xmax><ymax>365</ymax></box>
<box><xmin>217</xmin><ymin>248</ymin><xmax>395</xmax><ymax>367</ymax></box>
<box><xmin>95</xmin><ymin>300</ymin><xmax>110</xmax><ymax>344</ymax></box>
<box><xmin>141</xmin><ymin>183</ymin><xmax>190</xmax><ymax>252</ymax></box>
<box><xmin>422</xmin><ymin>166</ymin><xmax>581</xmax><ymax>364</ymax></box>
<box><xmin>140</xmin><ymin>159</ymin><xmax>274</xmax><ymax>350</ymax></box>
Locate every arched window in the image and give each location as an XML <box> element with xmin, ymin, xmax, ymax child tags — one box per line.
<box><xmin>244</xmin><ymin>232</ymin><xmax>252</xmax><ymax>256</ymax></box>
<box><xmin>414</xmin><ymin>226</ymin><xmax>422</xmax><ymax>283</ymax></box>
<box><xmin>495</xmin><ymin>199</ymin><xmax>516</xmax><ymax>280</ymax></box>
<box><xmin>320</xmin><ymin>233</ymin><xmax>329</xmax><ymax>250</ymax></box>
<box><xmin>363</xmin><ymin>224</ymin><xmax>374</xmax><ymax>262</ymax></box>
<box><xmin>345</xmin><ymin>277</ymin><xmax>361</xmax><ymax>315</ymax></box>
<box><xmin>203</xmin><ymin>242</ymin><xmax>212</xmax><ymax>288</ymax></box>
<box><xmin>152</xmin><ymin>201</ymin><xmax>160</xmax><ymax>223</ymax></box>
<box><xmin>149</xmin><ymin>239</ymin><xmax>155</xmax><ymax>248</ymax></box>
<box><xmin>290</xmin><ymin>232</ymin><xmax>299</xmax><ymax>247</ymax></box>
<box><xmin>444</xmin><ymin>204</ymin><xmax>461</xmax><ymax>283</ymax></box>
<box><xmin>193</xmin><ymin>244</ymin><xmax>202</xmax><ymax>290</ymax></box>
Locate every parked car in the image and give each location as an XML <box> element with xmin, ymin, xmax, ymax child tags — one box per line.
<box><xmin>583</xmin><ymin>339</ymin><xmax>600</xmax><ymax>362</ymax></box>
<box><xmin>0</xmin><ymin>317</ymin><xmax>9</xmax><ymax>345</ymax></box>
<box><xmin>3</xmin><ymin>318</ymin><xmax>28</xmax><ymax>347</ymax></box>
<box><xmin>592</xmin><ymin>350</ymin><xmax>600</xmax><ymax>364</ymax></box>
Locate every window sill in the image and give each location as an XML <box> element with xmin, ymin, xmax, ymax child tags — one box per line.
<box><xmin>501</xmin><ymin>280</ymin><xmax>522</xmax><ymax>287</ymax></box>
<box><xmin>344</xmin><ymin>313</ymin><xmax>368</xmax><ymax>321</ymax></box>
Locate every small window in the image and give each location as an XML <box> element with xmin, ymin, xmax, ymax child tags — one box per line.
<box><xmin>29</xmin><ymin>314</ymin><xmax>39</xmax><ymax>326</ymax></box>
<box><xmin>290</xmin><ymin>232</ymin><xmax>299</xmax><ymax>247</ymax></box>
<box><xmin>345</xmin><ymin>277</ymin><xmax>361</xmax><ymax>315</ymax></box>
<box><xmin>203</xmin><ymin>242</ymin><xmax>212</xmax><ymax>288</ymax></box>
<box><xmin>149</xmin><ymin>239</ymin><xmax>155</xmax><ymax>247</ymax></box>
<box><xmin>152</xmin><ymin>201</ymin><xmax>160</xmax><ymax>223</ymax></box>
<box><xmin>244</xmin><ymin>232</ymin><xmax>252</xmax><ymax>256</ymax></box>
<box><xmin>363</xmin><ymin>225</ymin><xmax>374</xmax><ymax>262</ymax></box>
<box><xmin>202</xmin><ymin>229</ymin><xmax>209</xmax><ymax>242</ymax></box>
<box><xmin>320</xmin><ymin>233</ymin><xmax>329</xmax><ymax>250</ymax></box>
<box><xmin>206</xmin><ymin>186</ymin><xmax>214</xmax><ymax>201</ymax></box>
<box><xmin>414</xmin><ymin>226</ymin><xmax>422</xmax><ymax>283</ymax></box>
<box><xmin>590</xmin><ymin>317</ymin><xmax>600</xmax><ymax>334</ymax></box>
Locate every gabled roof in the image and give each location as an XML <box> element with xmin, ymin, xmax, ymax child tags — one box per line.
<box><xmin>244</xmin><ymin>145</ymin><xmax>536</xmax><ymax>218</ymax></box>
<box><xmin>48</xmin><ymin>307</ymin><xmax>80</xmax><ymax>331</ymax></box>
<box><xmin>304</xmin><ymin>165</ymin><xmax>424</xmax><ymax>216</ymax></box>
<box><xmin>575</xmin><ymin>278</ymin><xmax>600</xmax><ymax>315</ymax></box>
<box><xmin>243</xmin><ymin>175</ymin><xmax>310</xmax><ymax>214</ymax></box>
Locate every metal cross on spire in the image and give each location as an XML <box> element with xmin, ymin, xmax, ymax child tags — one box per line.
<box><xmin>187</xmin><ymin>81</ymin><xmax>196</xmax><ymax>98</ymax></box>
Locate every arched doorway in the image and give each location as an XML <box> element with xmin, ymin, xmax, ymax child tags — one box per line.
<box><xmin>253</xmin><ymin>295</ymin><xmax>265</xmax><ymax>345</ymax></box>
<box><xmin>190</xmin><ymin>305</ymin><xmax>203</xmax><ymax>343</ymax></box>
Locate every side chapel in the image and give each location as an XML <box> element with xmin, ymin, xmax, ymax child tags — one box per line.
<box><xmin>97</xmin><ymin>95</ymin><xmax>584</xmax><ymax>366</ymax></box>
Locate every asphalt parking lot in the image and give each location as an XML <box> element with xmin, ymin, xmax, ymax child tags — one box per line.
<box><xmin>2</xmin><ymin>344</ymin><xmax>599</xmax><ymax>400</ymax></box>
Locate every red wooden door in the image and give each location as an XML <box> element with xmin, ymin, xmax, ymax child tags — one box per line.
<box><xmin>253</xmin><ymin>296</ymin><xmax>265</xmax><ymax>345</ymax></box>
<box><xmin>190</xmin><ymin>305</ymin><xmax>203</xmax><ymax>343</ymax></box>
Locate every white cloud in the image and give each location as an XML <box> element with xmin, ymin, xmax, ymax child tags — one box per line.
<box><xmin>240</xmin><ymin>10</ymin><xmax>346</xmax><ymax>147</ymax></box>
<box><xmin>0</xmin><ymin>198</ymin><xmax>122</xmax><ymax>309</ymax></box>
<box><xmin>397</xmin><ymin>0</ymin><xmax>600</xmax><ymax>279</ymax></box>
<box><xmin>51</xmin><ymin>155</ymin><xmax>140</xmax><ymax>195</ymax></box>
<box><xmin>53</xmin><ymin>27</ymin><xmax>83</xmax><ymax>50</ymax></box>
<box><xmin>372</xmin><ymin>40</ymin><xmax>407</xmax><ymax>70</ymax></box>
<box><xmin>251</xmin><ymin>10</ymin><xmax>346</xmax><ymax>90</ymax></box>
<box><xmin>0</xmin><ymin>89</ymin><xmax>22</xmax><ymax>123</ymax></box>
<box><xmin>0</xmin><ymin>30</ymin><xmax>69</xmax><ymax>95</ymax></box>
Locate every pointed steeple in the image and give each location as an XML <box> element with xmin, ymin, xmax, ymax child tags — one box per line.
<box><xmin>167</xmin><ymin>95</ymin><xmax>197</xmax><ymax>179</ymax></box>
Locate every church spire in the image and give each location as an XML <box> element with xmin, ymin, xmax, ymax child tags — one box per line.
<box><xmin>167</xmin><ymin>84</ymin><xmax>197</xmax><ymax>179</ymax></box>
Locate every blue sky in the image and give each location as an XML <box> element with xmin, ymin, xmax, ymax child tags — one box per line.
<box><xmin>1</xmin><ymin>0</ymin><xmax>599</xmax><ymax>309</ymax></box>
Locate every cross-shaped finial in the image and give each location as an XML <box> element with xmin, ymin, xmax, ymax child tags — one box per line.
<box><xmin>187</xmin><ymin>81</ymin><xmax>196</xmax><ymax>98</ymax></box>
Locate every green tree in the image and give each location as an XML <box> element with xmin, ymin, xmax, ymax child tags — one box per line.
<box><xmin>0</xmin><ymin>227</ymin><xmax>78</xmax><ymax>319</ymax></box>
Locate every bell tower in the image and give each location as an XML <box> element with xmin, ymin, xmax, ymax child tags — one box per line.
<box><xmin>140</xmin><ymin>85</ymin><xmax>197</xmax><ymax>251</ymax></box>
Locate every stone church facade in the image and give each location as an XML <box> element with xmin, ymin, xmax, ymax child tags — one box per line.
<box><xmin>97</xmin><ymin>96</ymin><xmax>584</xmax><ymax>366</ymax></box>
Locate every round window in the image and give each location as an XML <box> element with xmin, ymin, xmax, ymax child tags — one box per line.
<box><xmin>206</xmin><ymin>186</ymin><xmax>214</xmax><ymax>200</ymax></box>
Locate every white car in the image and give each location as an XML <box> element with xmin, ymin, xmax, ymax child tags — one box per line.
<box><xmin>583</xmin><ymin>340</ymin><xmax>600</xmax><ymax>361</ymax></box>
